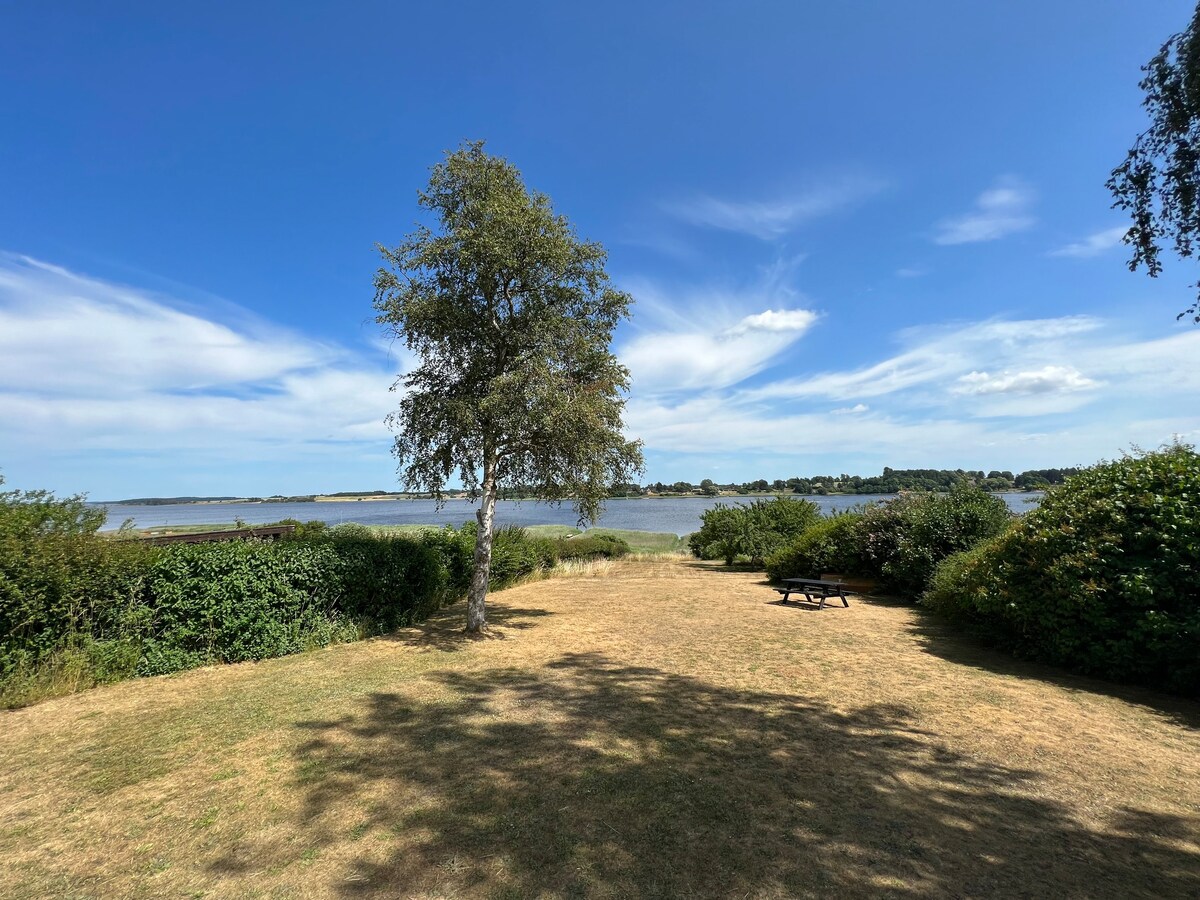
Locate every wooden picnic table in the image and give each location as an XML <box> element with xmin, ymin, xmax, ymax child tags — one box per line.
<box><xmin>775</xmin><ymin>577</ymin><xmax>851</xmax><ymax>610</ymax></box>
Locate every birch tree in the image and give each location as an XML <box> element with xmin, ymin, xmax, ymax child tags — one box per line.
<box><xmin>373</xmin><ymin>142</ymin><xmax>643</xmax><ymax>632</ymax></box>
<box><xmin>1109</xmin><ymin>2</ymin><xmax>1200</xmax><ymax>323</ymax></box>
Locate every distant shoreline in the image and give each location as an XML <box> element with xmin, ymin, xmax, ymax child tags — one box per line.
<box><xmin>99</xmin><ymin>488</ymin><xmax>1044</xmax><ymax>507</ymax></box>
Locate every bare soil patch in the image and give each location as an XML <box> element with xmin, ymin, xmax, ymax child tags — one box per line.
<box><xmin>2</xmin><ymin>557</ymin><xmax>1198</xmax><ymax>898</ymax></box>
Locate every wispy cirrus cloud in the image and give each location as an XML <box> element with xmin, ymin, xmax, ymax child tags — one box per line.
<box><xmin>664</xmin><ymin>175</ymin><xmax>886</xmax><ymax>240</ymax></box>
<box><xmin>623</xmin><ymin>312</ymin><xmax>1200</xmax><ymax>472</ymax></box>
<box><xmin>0</xmin><ymin>255</ymin><xmax>402</xmax><ymax>491</ymax></box>
<box><xmin>934</xmin><ymin>177</ymin><xmax>1036</xmax><ymax>245</ymax></box>
<box><xmin>0</xmin><ymin>257</ymin><xmax>336</xmax><ymax>394</ymax></box>
<box><xmin>742</xmin><ymin>315</ymin><xmax>1108</xmax><ymax>406</ymax></box>
<box><xmin>619</xmin><ymin>261</ymin><xmax>819</xmax><ymax>394</ymax></box>
<box><xmin>1049</xmin><ymin>225</ymin><xmax>1128</xmax><ymax>258</ymax></box>
<box><xmin>6</xmin><ymin>253</ymin><xmax>1198</xmax><ymax>496</ymax></box>
<box><xmin>952</xmin><ymin>365</ymin><xmax>1100</xmax><ymax>396</ymax></box>
<box><xmin>621</xmin><ymin>303</ymin><xmax>819</xmax><ymax>394</ymax></box>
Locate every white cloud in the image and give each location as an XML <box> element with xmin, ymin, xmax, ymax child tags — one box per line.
<box><xmin>896</xmin><ymin>267</ymin><xmax>927</xmax><ymax>278</ymax></box>
<box><xmin>665</xmin><ymin>176</ymin><xmax>886</xmax><ymax>239</ymax></box>
<box><xmin>7</xmin><ymin>254</ymin><xmax>1198</xmax><ymax>495</ymax></box>
<box><xmin>622</xmin><ymin>307</ymin><xmax>818</xmax><ymax>394</ymax></box>
<box><xmin>626</xmin><ymin>395</ymin><xmax>1036</xmax><ymax>458</ymax></box>
<box><xmin>952</xmin><ymin>365</ymin><xmax>1100</xmax><ymax>396</ymax></box>
<box><xmin>0</xmin><ymin>257</ymin><xmax>334</xmax><ymax>394</ymax></box>
<box><xmin>1049</xmin><ymin>226</ymin><xmax>1128</xmax><ymax>258</ymax></box>
<box><xmin>934</xmin><ymin>178</ymin><xmax>1036</xmax><ymax>245</ymax></box>
<box><xmin>746</xmin><ymin>315</ymin><xmax>1105</xmax><ymax>404</ymax></box>
<box><xmin>620</xmin><ymin>266</ymin><xmax>819</xmax><ymax>394</ymax></box>
<box><xmin>0</xmin><ymin>255</ymin><xmax>400</xmax><ymax>464</ymax></box>
<box><xmin>724</xmin><ymin>308</ymin><xmax>819</xmax><ymax>336</ymax></box>
<box><xmin>626</xmin><ymin>392</ymin><xmax>1200</xmax><ymax>471</ymax></box>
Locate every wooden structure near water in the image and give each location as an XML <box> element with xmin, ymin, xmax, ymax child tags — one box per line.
<box><xmin>138</xmin><ymin>524</ymin><xmax>296</xmax><ymax>546</ymax></box>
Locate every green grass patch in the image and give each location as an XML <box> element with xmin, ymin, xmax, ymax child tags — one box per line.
<box><xmin>574</xmin><ymin>528</ymin><xmax>688</xmax><ymax>553</ymax></box>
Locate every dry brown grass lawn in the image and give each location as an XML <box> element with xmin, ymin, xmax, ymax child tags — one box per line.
<box><xmin>2</xmin><ymin>557</ymin><xmax>1199</xmax><ymax>899</ymax></box>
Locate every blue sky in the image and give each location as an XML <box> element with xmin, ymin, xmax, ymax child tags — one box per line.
<box><xmin>3</xmin><ymin>1</ymin><xmax>1199</xmax><ymax>498</ymax></box>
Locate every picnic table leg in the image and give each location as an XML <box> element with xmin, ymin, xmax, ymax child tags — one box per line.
<box><xmin>817</xmin><ymin>593</ymin><xmax>827</xmax><ymax>610</ymax></box>
<box><xmin>838</xmin><ymin>589</ymin><xmax>849</xmax><ymax>607</ymax></box>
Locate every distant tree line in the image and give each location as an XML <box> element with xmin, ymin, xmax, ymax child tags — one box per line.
<box><xmin>116</xmin><ymin>467</ymin><xmax>1077</xmax><ymax>508</ymax></box>
<box><xmin>619</xmin><ymin>467</ymin><xmax>1080</xmax><ymax>497</ymax></box>
<box><xmin>117</xmin><ymin>495</ymin><xmax>319</xmax><ymax>505</ymax></box>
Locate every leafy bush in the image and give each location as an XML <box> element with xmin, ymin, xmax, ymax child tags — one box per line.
<box><xmin>319</xmin><ymin>526</ymin><xmax>451</xmax><ymax>629</ymax></box>
<box><xmin>557</xmin><ymin>533</ymin><xmax>632</xmax><ymax>561</ymax></box>
<box><xmin>764</xmin><ymin>513</ymin><xmax>865</xmax><ymax>582</ymax></box>
<box><xmin>689</xmin><ymin>498</ymin><xmax>821</xmax><ymax>566</ymax></box>
<box><xmin>688</xmin><ymin>504</ymin><xmax>745</xmax><ymax>564</ymax></box>
<box><xmin>0</xmin><ymin>482</ymin><xmax>156</xmax><ymax>683</ymax></box>
<box><xmin>0</xmin><ymin>491</ymin><xmax>479</xmax><ymax>705</ymax></box>
<box><xmin>419</xmin><ymin>525</ymin><xmax>476</xmax><ymax>594</ymax></box>
<box><xmin>274</xmin><ymin>518</ymin><xmax>330</xmax><ymax>541</ymax></box>
<box><xmin>855</xmin><ymin>485</ymin><xmax>1011</xmax><ymax>595</ymax></box>
<box><xmin>452</xmin><ymin>523</ymin><xmax>558</xmax><ymax>589</ymax></box>
<box><xmin>923</xmin><ymin>445</ymin><xmax>1200</xmax><ymax>695</ymax></box>
<box><xmin>135</xmin><ymin>540</ymin><xmax>350</xmax><ymax>675</ymax></box>
<box><xmin>922</xmin><ymin>543</ymin><xmax>991</xmax><ymax>621</ymax></box>
<box><xmin>742</xmin><ymin>498</ymin><xmax>823</xmax><ymax>565</ymax></box>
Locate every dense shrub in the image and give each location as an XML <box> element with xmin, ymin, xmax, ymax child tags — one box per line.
<box><xmin>556</xmin><ymin>533</ymin><xmax>632</xmax><ymax>561</ymax></box>
<box><xmin>452</xmin><ymin>523</ymin><xmax>559</xmax><ymax>589</ymax></box>
<box><xmin>688</xmin><ymin>504</ymin><xmax>745</xmax><ymax>564</ymax></box>
<box><xmin>689</xmin><ymin>498</ymin><xmax>821</xmax><ymax>566</ymax></box>
<box><xmin>923</xmin><ymin>446</ymin><xmax>1200</xmax><ymax>695</ymax></box>
<box><xmin>0</xmin><ymin>489</ymin><xmax>495</xmax><ymax>704</ymax></box>
<box><xmin>855</xmin><ymin>485</ymin><xmax>1011</xmax><ymax>595</ymax></box>
<box><xmin>489</xmin><ymin>524</ymin><xmax>558</xmax><ymax>587</ymax></box>
<box><xmin>764</xmin><ymin>512</ymin><xmax>865</xmax><ymax>582</ymax></box>
<box><xmin>319</xmin><ymin>525</ymin><xmax>451</xmax><ymax>628</ymax></box>
<box><xmin>135</xmin><ymin>540</ymin><xmax>351</xmax><ymax>675</ymax></box>
<box><xmin>419</xmin><ymin>525</ymin><xmax>476</xmax><ymax>594</ymax></box>
<box><xmin>274</xmin><ymin>518</ymin><xmax>330</xmax><ymax>541</ymax></box>
<box><xmin>743</xmin><ymin>498</ymin><xmax>823</xmax><ymax>565</ymax></box>
<box><xmin>0</xmin><ymin>483</ymin><xmax>156</xmax><ymax>684</ymax></box>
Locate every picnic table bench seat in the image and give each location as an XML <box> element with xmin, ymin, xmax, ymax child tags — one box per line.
<box><xmin>774</xmin><ymin>577</ymin><xmax>851</xmax><ymax>610</ymax></box>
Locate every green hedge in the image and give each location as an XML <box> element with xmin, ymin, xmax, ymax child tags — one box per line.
<box><xmin>134</xmin><ymin>540</ymin><xmax>352</xmax><ymax>676</ymax></box>
<box><xmin>0</xmin><ymin>484</ymin><xmax>152</xmax><ymax>685</ymax></box>
<box><xmin>764</xmin><ymin>513</ymin><xmax>865</xmax><ymax>582</ymax></box>
<box><xmin>923</xmin><ymin>446</ymin><xmax>1200</xmax><ymax>695</ymax></box>
<box><xmin>2</xmin><ymin>490</ymin><xmax>571</xmax><ymax>705</ymax></box>
<box><xmin>489</xmin><ymin>524</ymin><xmax>558</xmax><ymax>587</ymax></box>
<box><xmin>319</xmin><ymin>525</ymin><xmax>450</xmax><ymax>628</ymax></box>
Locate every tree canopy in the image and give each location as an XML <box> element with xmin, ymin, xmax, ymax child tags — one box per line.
<box><xmin>1109</xmin><ymin>2</ymin><xmax>1200</xmax><ymax>322</ymax></box>
<box><xmin>373</xmin><ymin>142</ymin><xmax>643</xmax><ymax>631</ymax></box>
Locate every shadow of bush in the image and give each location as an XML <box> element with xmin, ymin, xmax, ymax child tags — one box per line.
<box><xmin>904</xmin><ymin>609</ymin><xmax>1200</xmax><ymax>731</ymax></box>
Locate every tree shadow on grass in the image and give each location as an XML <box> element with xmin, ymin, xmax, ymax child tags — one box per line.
<box><xmin>273</xmin><ymin>652</ymin><xmax>1200</xmax><ymax>898</ymax></box>
<box><xmin>378</xmin><ymin>604</ymin><xmax>555</xmax><ymax>653</ymax></box>
<box><xmin>903</xmin><ymin>608</ymin><xmax>1200</xmax><ymax>731</ymax></box>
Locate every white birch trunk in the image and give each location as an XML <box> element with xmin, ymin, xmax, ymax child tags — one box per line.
<box><xmin>466</xmin><ymin>467</ymin><xmax>497</xmax><ymax>633</ymax></box>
